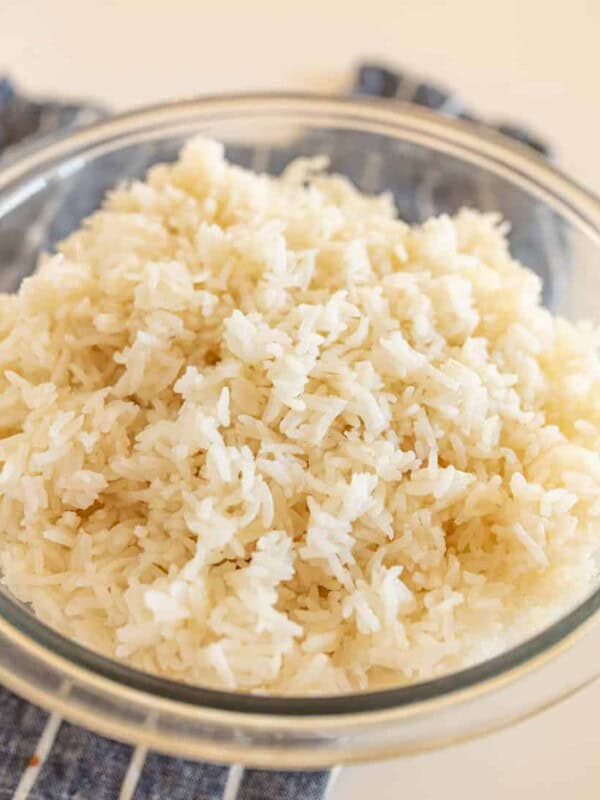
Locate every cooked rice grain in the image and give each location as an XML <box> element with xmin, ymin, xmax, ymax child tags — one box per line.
<box><xmin>0</xmin><ymin>137</ymin><xmax>599</xmax><ymax>693</ymax></box>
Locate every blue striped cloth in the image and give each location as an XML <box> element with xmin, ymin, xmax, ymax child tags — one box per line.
<box><xmin>0</xmin><ymin>684</ymin><xmax>336</xmax><ymax>799</ymax></box>
<box><xmin>0</xmin><ymin>64</ymin><xmax>563</xmax><ymax>800</ymax></box>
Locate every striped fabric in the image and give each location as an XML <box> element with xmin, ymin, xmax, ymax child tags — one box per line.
<box><xmin>0</xmin><ymin>65</ymin><xmax>563</xmax><ymax>799</ymax></box>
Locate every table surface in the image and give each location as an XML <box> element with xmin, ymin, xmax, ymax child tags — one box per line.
<box><xmin>1</xmin><ymin>1</ymin><xmax>599</xmax><ymax>797</ymax></box>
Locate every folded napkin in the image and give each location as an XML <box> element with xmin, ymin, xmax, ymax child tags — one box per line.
<box><xmin>0</xmin><ymin>64</ymin><xmax>562</xmax><ymax>800</ymax></box>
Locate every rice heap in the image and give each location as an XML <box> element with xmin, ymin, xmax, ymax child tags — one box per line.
<box><xmin>0</xmin><ymin>138</ymin><xmax>598</xmax><ymax>694</ymax></box>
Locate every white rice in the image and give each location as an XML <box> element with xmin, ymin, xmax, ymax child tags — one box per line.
<box><xmin>0</xmin><ymin>137</ymin><xmax>598</xmax><ymax>694</ymax></box>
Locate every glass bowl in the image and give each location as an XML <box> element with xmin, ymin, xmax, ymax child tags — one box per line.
<box><xmin>0</xmin><ymin>94</ymin><xmax>599</xmax><ymax>768</ymax></box>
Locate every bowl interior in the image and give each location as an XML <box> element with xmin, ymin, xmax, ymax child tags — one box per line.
<box><xmin>0</xmin><ymin>120</ymin><xmax>579</xmax><ymax>310</ymax></box>
<box><xmin>0</xmin><ymin>97</ymin><xmax>599</xmax><ymax>715</ymax></box>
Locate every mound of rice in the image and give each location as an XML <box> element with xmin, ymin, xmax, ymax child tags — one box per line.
<box><xmin>0</xmin><ymin>137</ymin><xmax>599</xmax><ymax>694</ymax></box>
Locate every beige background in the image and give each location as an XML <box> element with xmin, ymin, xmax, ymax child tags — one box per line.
<box><xmin>1</xmin><ymin>0</ymin><xmax>600</xmax><ymax>193</ymax></box>
<box><xmin>1</xmin><ymin>1</ymin><xmax>599</xmax><ymax>797</ymax></box>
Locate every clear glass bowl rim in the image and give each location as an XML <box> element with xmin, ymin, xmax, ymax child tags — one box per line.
<box><xmin>0</xmin><ymin>92</ymin><xmax>599</xmax><ymax>723</ymax></box>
